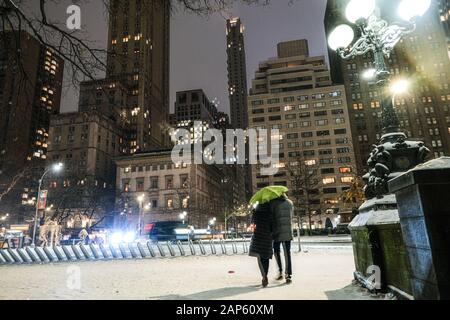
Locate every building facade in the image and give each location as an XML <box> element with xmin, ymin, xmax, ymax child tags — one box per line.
<box><xmin>115</xmin><ymin>151</ymin><xmax>226</xmax><ymax>230</ymax></box>
<box><xmin>169</xmin><ymin>89</ymin><xmax>247</xmax><ymax>224</ymax></box>
<box><xmin>171</xmin><ymin>89</ymin><xmax>219</xmax><ymax>127</ymax></box>
<box><xmin>106</xmin><ymin>0</ymin><xmax>171</xmax><ymax>151</ymax></box>
<box><xmin>325</xmin><ymin>0</ymin><xmax>450</xmax><ymax>175</ymax></box>
<box><xmin>46</xmin><ymin>111</ymin><xmax>123</xmax><ymax>227</ymax></box>
<box><xmin>248</xmin><ymin>40</ymin><xmax>358</xmax><ymax>229</ymax></box>
<box><xmin>0</xmin><ymin>31</ymin><xmax>64</xmax><ymax>223</ymax></box>
<box><xmin>42</xmin><ymin>0</ymin><xmax>172</xmax><ymax>228</ymax></box>
<box><xmin>0</xmin><ymin>31</ymin><xmax>64</xmax><ymax>171</ymax></box>
<box><xmin>439</xmin><ymin>0</ymin><xmax>450</xmax><ymax>56</ymax></box>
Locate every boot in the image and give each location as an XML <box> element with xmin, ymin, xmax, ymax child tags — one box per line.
<box><xmin>262</xmin><ymin>276</ymin><xmax>269</xmax><ymax>288</ymax></box>
<box><xmin>276</xmin><ymin>272</ymin><xmax>284</xmax><ymax>281</ymax></box>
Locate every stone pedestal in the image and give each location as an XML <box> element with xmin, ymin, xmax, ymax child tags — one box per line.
<box><xmin>389</xmin><ymin>157</ymin><xmax>450</xmax><ymax>300</ymax></box>
<box><xmin>349</xmin><ymin>194</ymin><xmax>412</xmax><ymax>294</ymax></box>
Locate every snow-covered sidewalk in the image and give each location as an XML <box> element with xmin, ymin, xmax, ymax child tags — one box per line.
<box><xmin>0</xmin><ymin>248</ymin><xmax>377</xmax><ymax>300</ymax></box>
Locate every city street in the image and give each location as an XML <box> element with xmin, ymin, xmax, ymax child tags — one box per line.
<box><xmin>0</xmin><ymin>247</ymin><xmax>382</xmax><ymax>300</ymax></box>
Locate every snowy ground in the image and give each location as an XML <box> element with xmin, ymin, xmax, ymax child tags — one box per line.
<box><xmin>0</xmin><ymin>247</ymin><xmax>381</xmax><ymax>300</ymax></box>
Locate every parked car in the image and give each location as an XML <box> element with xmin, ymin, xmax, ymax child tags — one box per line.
<box><xmin>335</xmin><ymin>223</ymin><xmax>351</xmax><ymax>235</ymax></box>
<box><xmin>148</xmin><ymin>221</ymin><xmax>190</xmax><ymax>242</ymax></box>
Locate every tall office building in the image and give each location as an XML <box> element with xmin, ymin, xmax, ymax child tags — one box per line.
<box><xmin>248</xmin><ymin>40</ymin><xmax>358</xmax><ymax>229</ymax></box>
<box><xmin>227</xmin><ymin>18</ymin><xmax>249</xmax><ymax>130</ymax></box>
<box><xmin>0</xmin><ymin>31</ymin><xmax>64</xmax><ymax>223</ymax></box>
<box><xmin>0</xmin><ymin>31</ymin><xmax>64</xmax><ymax>171</ymax></box>
<box><xmin>43</xmin><ymin>0</ymin><xmax>171</xmax><ymax>227</ymax></box>
<box><xmin>325</xmin><ymin>0</ymin><xmax>450</xmax><ymax>175</ymax></box>
<box><xmin>226</xmin><ymin>18</ymin><xmax>251</xmax><ymax>203</ymax></box>
<box><xmin>106</xmin><ymin>0</ymin><xmax>170</xmax><ymax>152</ymax></box>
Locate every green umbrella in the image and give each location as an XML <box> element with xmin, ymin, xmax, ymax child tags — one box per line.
<box><xmin>250</xmin><ymin>186</ymin><xmax>289</xmax><ymax>206</ymax></box>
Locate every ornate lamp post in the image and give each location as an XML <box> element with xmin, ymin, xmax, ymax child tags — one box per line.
<box><xmin>327</xmin><ymin>0</ymin><xmax>435</xmax><ymax>293</ymax></box>
<box><xmin>328</xmin><ymin>0</ymin><xmax>431</xmax><ymax>198</ymax></box>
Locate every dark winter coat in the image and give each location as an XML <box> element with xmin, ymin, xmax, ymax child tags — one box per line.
<box><xmin>249</xmin><ymin>203</ymin><xmax>273</xmax><ymax>259</ymax></box>
<box><xmin>270</xmin><ymin>197</ymin><xmax>294</xmax><ymax>242</ymax></box>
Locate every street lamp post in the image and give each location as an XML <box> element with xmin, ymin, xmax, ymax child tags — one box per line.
<box><xmin>31</xmin><ymin>162</ymin><xmax>63</xmax><ymax>247</ymax></box>
<box><xmin>137</xmin><ymin>194</ymin><xmax>145</xmax><ymax>237</ymax></box>
<box><xmin>179</xmin><ymin>211</ymin><xmax>188</xmax><ymax>225</ymax></box>
<box><xmin>328</xmin><ymin>0</ymin><xmax>431</xmax><ymax>198</ymax></box>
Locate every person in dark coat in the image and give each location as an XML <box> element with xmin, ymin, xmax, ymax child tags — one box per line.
<box><xmin>270</xmin><ymin>194</ymin><xmax>294</xmax><ymax>284</ymax></box>
<box><xmin>249</xmin><ymin>202</ymin><xmax>273</xmax><ymax>287</ymax></box>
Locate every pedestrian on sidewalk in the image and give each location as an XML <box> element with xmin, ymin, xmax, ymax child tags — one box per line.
<box><xmin>270</xmin><ymin>193</ymin><xmax>294</xmax><ymax>284</ymax></box>
<box><xmin>249</xmin><ymin>202</ymin><xmax>273</xmax><ymax>288</ymax></box>
<box><xmin>78</xmin><ymin>228</ymin><xmax>89</xmax><ymax>245</ymax></box>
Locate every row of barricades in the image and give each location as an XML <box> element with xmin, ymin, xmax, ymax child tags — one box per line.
<box><xmin>0</xmin><ymin>239</ymin><xmax>250</xmax><ymax>265</ymax></box>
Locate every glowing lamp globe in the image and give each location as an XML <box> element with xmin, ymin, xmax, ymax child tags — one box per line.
<box><xmin>328</xmin><ymin>24</ymin><xmax>355</xmax><ymax>51</ymax></box>
<box><xmin>398</xmin><ymin>0</ymin><xmax>431</xmax><ymax>21</ymax></box>
<box><xmin>391</xmin><ymin>79</ymin><xmax>410</xmax><ymax>95</ymax></box>
<box><xmin>52</xmin><ymin>162</ymin><xmax>64</xmax><ymax>173</ymax></box>
<box><xmin>362</xmin><ymin>68</ymin><xmax>377</xmax><ymax>80</ymax></box>
<box><xmin>345</xmin><ymin>0</ymin><xmax>376</xmax><ymax>24</ymax></box>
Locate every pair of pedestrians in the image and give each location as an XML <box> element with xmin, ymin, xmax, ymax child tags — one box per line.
<box><xmin>249</xmin><ymin>193</ymin><xmax>294</xmax><ymax>288</ymax></box>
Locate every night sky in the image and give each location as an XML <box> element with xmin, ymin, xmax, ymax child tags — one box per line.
<box><xmin>43</xmin><ymin>0</ymin><xmax>328</xmax><ymax>114</ymax></box>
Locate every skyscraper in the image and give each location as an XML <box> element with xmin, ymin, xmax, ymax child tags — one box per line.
<box><xmin>106</xmin><ymin>0</ymin><xmax>170</xmax><ymax>152</ymax></box>
<box><xmin>325</xmin><ymin>0</ymin><xmax>450</xmax><ymax>175</ymax></box>
<box><xmin>226</xmin><ymin>18</ymin><xmax>249</xmax><ymax>130</ymax></box>
<box><xmin>0</xmin><ymin>31</ymin><xmax>64</xmax><ymax>223</ymax></box>
<box><xmin>0</xmin><ymin>31</ymin><xmax>64</xmax><ymax>171</ymax></box>
<box><xmin>226</xmin><ymin>18</ymin><xmax>251</xmax><ymax>202</ymax></box>
<box><xmin>43</xmin><ymin>0</ymin><xmax>171</xmax><ymax>227</ymax></box>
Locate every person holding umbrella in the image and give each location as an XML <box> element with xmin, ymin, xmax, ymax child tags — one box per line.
<box><xmin>249</xmin><ymin>186</ymin><xmax>290</xmax><ymax>288</ymax></box>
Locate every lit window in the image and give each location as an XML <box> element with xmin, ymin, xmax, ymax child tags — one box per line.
<box><xmin>339</xmin><ymin>167</ymin><xmax>352</xmax><ymax>174</ymax></box>
<box><xmin>322</xmin><ymin>177</ymin><xmax>336</xmax><ymax>185</ymax></box>
<box><xmin>341</xmin><ymin>177</ymin><xmax>355</xmax><ymax>183</ymax></box>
